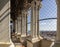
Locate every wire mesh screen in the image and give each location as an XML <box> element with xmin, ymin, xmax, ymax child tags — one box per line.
<box><xmin>40</xmin><ymin>0</ymin><xmax>57</xmax><ymax>19</ymax></box>
<box><xmin>27</xmin><ymin>10</ymin><xmax>31</xmax><ymax>35</ymax></box>
<box><xmin>39</xmin><ymin>19</ymin><xmax>57</xmax><ymax>31</ymax></box>
<box><xmin>39</xmin><ymin>0</ymin><xmax>57</xmax><ymax>39</ymax></box>
<box><xmin>27</xmin><ymin>0</ymin><xmax>57</xmax><ymax>38</ymax></box>
<box><xmin>40</xmin><ymin>0</ymin><xmax>57</xmax><ymax>31</ymax></box>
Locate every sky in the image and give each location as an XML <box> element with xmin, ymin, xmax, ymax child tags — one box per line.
<box><xmin>27</xmin><ymin>0</ymin><xmax>57</xmax><ymax>31</ymax></box>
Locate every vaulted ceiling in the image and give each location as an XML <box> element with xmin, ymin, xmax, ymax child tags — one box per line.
<box><xmin>11</xmin><ymin>0</ymin><xmax>33</xmax><ymax>20</ymax></box>
<box><xmin>0</xmin><ymin>0</ymin><xmax>42</xmax><ymax>20</ymax></box>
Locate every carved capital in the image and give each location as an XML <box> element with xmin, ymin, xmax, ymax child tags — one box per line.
<box><xmin>31</xmin><ymin>0</ymin><xmax>42</xmax><ymax>9</ymax></box>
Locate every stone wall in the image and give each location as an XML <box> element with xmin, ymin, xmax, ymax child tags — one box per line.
<box><xmin>0</xmin><ymin>0</ymin><xmax>10</xmax><ymax>43</ymax></box>
<box><xmin>41</xmin><ymin>39</ymin><xmax>52</xmax><ymax>47</ymax></box>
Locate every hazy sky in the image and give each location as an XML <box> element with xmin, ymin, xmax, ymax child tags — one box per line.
<box><xmin>27</xmin><ymin>0</ymin><xmax>57</xmax><ymax>31</ymax></box>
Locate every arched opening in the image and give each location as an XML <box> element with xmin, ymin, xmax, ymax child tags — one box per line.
<box><xmin>40</xmin><ymin>0</ymin><xmax>57</xmax><ymax>40</ymax></box>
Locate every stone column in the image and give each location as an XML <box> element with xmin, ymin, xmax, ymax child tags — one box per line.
<box><xmin>17</xmin><ymin>13</ymin><xmax>22</xmax><ymax>36</ymax></box>
<box><xmin>20</xmin><ymin>10</ymin><xmax>27</xmax><ymax>44</ymax></box>
<box><xmin>27</xmin><ymin>0</ymin><xmax>42</xmax><ymax>47</ymax></box>
<box><xmin>15</xmin><ymin>19</ymin><xmax>18</xmax><ymax>34</ymax></box>
<box><xmin>56</xmin><ymin>0</ymin><xmax>60</xmax><ymax>41</ymax></box>
<box><xmin>31</xmin><ymin>0</ymin><xmax>40</xmax><ymax>38</ymax></box>
<box><xmin>52</xmin><ymin>0</ymin><xmax>60</xmax><ymax>47</ymax></box>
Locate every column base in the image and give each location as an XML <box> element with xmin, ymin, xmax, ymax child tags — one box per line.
<box><xmin>16</xmin><ymin>33</ymin><xmax>21</xmax><ymax>39</ymax></box>
<box><xmin>15</xmin><ymin>43</ymin><xmax>21</xmax><ymax>47</ymax></box>
<box><xmin>0</xmin><ymin>42</ymin><xmax>10</xmax><ymax>47</ymax></box>
<box><xmin>12</xmin><ymin>33</ymin><xmax>21</xmax><ymax>43</ymax></box>
<box><xmin>27</xmin><ymin>36</ymin><xmax>43</xmax><ymax>47</ymax></box>
<box><xmin>20</xmin><ymin>34</ymin><xmax>26</xmax><ymax>42</ymax></box>
<box><xmin>52</xmin><ymin>41</ymin><xmax>60</xmax><ymax>47</ymax></box>
<box><xmin>20</xmin><ymin>35</ymin><xmax>27</xmax><ymax>47</ymax></box>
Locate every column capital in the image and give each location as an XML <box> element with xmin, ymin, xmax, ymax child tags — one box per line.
<box><xmin>22</xmin><ymin>10</ymin><xmax>28</xmax><ymax>17</ymax></box>
<box><xmin>31</xmin><ymin>0</ymin><xmax>42</xmax><ymax>10</ymax></box>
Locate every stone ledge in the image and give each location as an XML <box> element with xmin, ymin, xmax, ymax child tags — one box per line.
<box><xmin>0</xmin><ymin>42</ymin><xmax>10</xmax><ymax>47</ymax></box>
<box><xmin>27</xmin><ymin>37</ymin><xmax>42</xmax><ymax>43</ymax></box>
<box><xmin>52</xmin><ymin>42</ymin><xmax>60</xmax><ymax>47</ymax></box>
<box><xmin>20</xmin><ymin>35</ymin><xmax>26</xmax><ymax>37</ymax></box>
<box><xmin>27</xmin><ymin>37</ymin><xmax>42</xmax><ymax>47</ymax></box>
<box><xmin>41</xmin><ymin>39</ymin><xmax>52</xmax><ymax>47</ymax></box>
